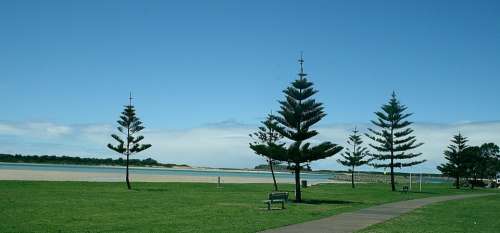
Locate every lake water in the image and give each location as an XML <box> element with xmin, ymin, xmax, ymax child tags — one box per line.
<box><xmin>0</xmin><ymin>162</ymin><xmax>334</xmax><ymax>182</ymax></box>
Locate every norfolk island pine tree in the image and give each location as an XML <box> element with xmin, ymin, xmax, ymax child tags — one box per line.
<box><xmin>337</xmin><ymin>127</ymin><xmax>370</xmax><ymax>188</ymax></box>
<box><xmin>107</xmin><ymin>93</ymin><xmax>152</xmax><ymax>190</ymax></box>
<box><xmin>437</xmin><ymin>133</ymin><xmax>468</xmax><ymax>189</ymax></box>
<box><xmin>365</xmin><ymin>92</ymin><xmax>425</xmax><ymax>191</ymax></box>
<box><xmin>263</xmin><ymin>55</ymin><xmax>343</xmax><ymax>202</ymax></box>
<box><xmin>249</xmin><ymin>113</ymin><xmax>284</xmax><ymax>191</ymax></box>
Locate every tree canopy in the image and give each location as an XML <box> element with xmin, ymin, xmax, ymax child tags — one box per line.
<box><xmin>249</xmin><ymin>114</ymin><xmax>284</xmax><ymax>191</ymax></box>
<box><xmin>366</xmin><ymin>92</ymin><xmax>425</xmax><ymax>191</ymax></box>
<box><xmin>108</xmin><ymin>95</ymin><xmax>151</xmax><ymax>190</ymax></box>
<box><xmin>262</xmin><ymin>56</ymin><xmax>343</xmax><ymax>202</ymax></box>
<box><xmin>337</xmin><ymin>128</ymin><xmax>370</xmax><ymax>188</ymax></box>
<box><xmin>437</xmin><ymin>133</ymin><xmax>468</xmax><ymax>188</ymax></box>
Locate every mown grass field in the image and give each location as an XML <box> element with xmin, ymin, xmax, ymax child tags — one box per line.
<box><xmin>359</xmin><ymin>194</ymin><xmax>500</xmax><ymax>233</ymax></box>
<box><xmin>0</xmin><ymin>181</ymin><xmax>497</xmax><ymax>233</ymax></box>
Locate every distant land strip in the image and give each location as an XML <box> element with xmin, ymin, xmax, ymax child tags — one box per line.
<box><xmin>0</xmin><ymin>154</ymin><xmax>190</xmax><ymax>168</ymax></box>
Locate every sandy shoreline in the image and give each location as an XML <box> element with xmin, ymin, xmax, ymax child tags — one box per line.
<box><xmin>0</xmin><ymin>169</ymin><xmax>347</xmax><ymax>184</ymax></box>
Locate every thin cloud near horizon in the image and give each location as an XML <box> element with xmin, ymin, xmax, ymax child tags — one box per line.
<box><xmin>0</xmin><ymin>120</ymin><xmax>499</xmax><ymax>173</ymax></box>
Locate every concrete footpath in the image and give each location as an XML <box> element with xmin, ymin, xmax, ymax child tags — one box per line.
<box><xmin>259</xmin><ymin>193</ymin><xmax>496</xmax><ymax>233</ymax></box>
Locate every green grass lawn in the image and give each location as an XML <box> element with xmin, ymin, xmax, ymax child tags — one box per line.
<box><xmin>359</xmin><ymin>194</ymin><xmax>500</xmax><ymax>233</ymax></box>
<box><xmin>0</xmin><ymin>181</ymin><xmax>496</xmax><ymax>233</ymax></box>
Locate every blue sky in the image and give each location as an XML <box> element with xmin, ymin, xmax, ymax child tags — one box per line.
<box><xmin>1</xmin><ymin>1</ymin><xmax>499</xmax><ymax>172</ymax></box>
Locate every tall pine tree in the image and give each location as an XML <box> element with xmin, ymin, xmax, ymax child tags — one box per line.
<box><xmin>249</xmin><ymin>113</ymin><xmax>284</xmax><ymax>191</ymax></box>
<box><xmin>337</xmin><ymin>127</ymin><xmax>369</xmax><ymax>188</ymax></box>
<box><xmin>437</xmin><ymin>133</ymin><xmax>468</xmax><ymax>189</ymax></box>
<box><xmin>108</xmin><ymin>93</ymin><xmax>152</xmax><ymax>190</ymax></box>
<box><xmin>266</xmin><ymin>55</ymin><xmax>343</xmax><ymax>202</ymax></box>
<box><xmin>366</xmin><ymin>92</ymin><xmax>425</xmax><ymax>191</ymax></box>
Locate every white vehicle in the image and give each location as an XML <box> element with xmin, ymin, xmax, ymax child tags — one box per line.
<box><xmin>496</xmin><ymin>172</ymin><xmax>500</xmax><ymax>184</ymax></box>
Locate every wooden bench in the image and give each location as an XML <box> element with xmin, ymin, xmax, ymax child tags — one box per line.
<box><xmin>264</xmin><ymin>192</ymin><xmax>289</xmax><ymax>210</ymax></box>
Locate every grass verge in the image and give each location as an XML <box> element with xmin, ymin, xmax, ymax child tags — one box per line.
<box><xmin>0</xmin><ymin>181</ymin><xmax>496</xmax><ymax>232</ymax></box>
<box><xmin>359</xmin><ymin>194</ymin><xmax>500</xmax><ymax>233</ymax></box>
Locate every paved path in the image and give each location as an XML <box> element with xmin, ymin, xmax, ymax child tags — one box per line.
<box><xmin>260</xmin><ymin>193</ymin><xmax>496</xmax><ymax>233</ymax></box>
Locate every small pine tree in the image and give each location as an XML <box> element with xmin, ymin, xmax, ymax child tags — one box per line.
<box><xmin>266</xmin><ymin>56</ymin><xmax>343</xmax><ymax>202</ymax></box>
<box><xmin>366</xmin><ymin>92</ymin><xmax>425</xmax><ymax>191</ymax></box>
<box><xmin>337</xmin><ymin>128</ymin><xmax>369</xmax><ymax>188</ymax></box>
<box><xmin>249</xmin><ymin>113</ymin><xmax>284</xmax><ymax>191</ymax></box>
<box><xmin>437</xmin><ymin>133</ymin><xmax>468</xmax><ymax>189</ymax></box>
<box><xmin>108</xmin><ymin>94</ymin><xmax>152</xmax><ymax>190</ymax></box>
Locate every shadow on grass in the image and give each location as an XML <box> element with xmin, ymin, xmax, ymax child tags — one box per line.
<box><xmin>301</xmin><ymin>199</ymin><xmax>361</xmax><ymax>205</ymax></box>
<box><xmin>396</xmin><ymin>190</ymin><xmax>439</xmax><ymax>195</ymax></box>
<box><xmin>135</xmin><ymin>188</ymin><xmax>169</xmax><ymax>192</ymax></box>
<box><xmin>408</xmin><ymin>191</ymin><xmax>438</xmax><ymax>195</ymax></box>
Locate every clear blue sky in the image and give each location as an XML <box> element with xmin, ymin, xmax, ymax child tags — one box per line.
<box><xmin>1</xmin><ymin>0</ymin><xmax>499</xmax><ymax>128</ymax></box>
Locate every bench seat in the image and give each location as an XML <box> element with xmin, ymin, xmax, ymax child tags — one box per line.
<box><xmin>264</xmin><ymin>192</ymin><xmax>289</xmax><ymax>210</ymax></box>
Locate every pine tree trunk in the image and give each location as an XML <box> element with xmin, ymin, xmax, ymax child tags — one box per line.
<box><xmin>390</xmin><ymin>159</ymin><xmax>395</xmax><ymax>191</ymax></box>
<box><xmin>390</xmin><ymin>128</ymin><xmax>396</xmax><ymax>192</ymax></box>
<box><xmin>269</xmin><ymin>160</ymin><xmax>278</xmax><ymax>191</ymax></box>
<box><xmin>126</xmin><ymin>154</ymin><xmax>131</xmax><ymax>190</ymax></box>
<box><xmin>126</xmin><ymin>121</ymin><xmax>131</xmax><ymax>190</ymax></box>
<box><xmin>390</xmin><ymin>167</ymin><xmax>395</xmax><ymax>191</ymax></box>
<box><xmin>294</xmin><ymin>163</ymin><xmax>301</xmax><ymax>203</ymax></box>
<box><xmin>351</xmin><ymin>166</ymin><xmax>355</xmax><ymax>188</ymax></box>
<box><xmin>455</xmin><ymin>175</ymin><xmax>460</xmax><ymax>189</ymax></box>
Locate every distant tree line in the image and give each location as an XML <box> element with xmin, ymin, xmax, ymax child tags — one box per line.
<box><xmin>0</xmin><ymin>153</ymin><xmax>188</xmax><ymax>168</ymax></box>
<box><xmin>253</xmin><ymin>164</ymin><xmax>312</xmax><ymax>172</ymax></box>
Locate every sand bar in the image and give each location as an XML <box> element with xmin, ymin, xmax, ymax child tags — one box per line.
<box><xmin>0</xmin><ymin>169</ymin><xmax>347</xmax><ymax>184</ymax></box>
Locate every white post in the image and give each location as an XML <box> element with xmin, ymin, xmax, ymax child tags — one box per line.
<box><xmin>409</xmin><ymin>172</ymin><xmax>412</xmax><ymax>191</ymax></box>
<box><xmin>419</xmin><ymin>173</ymin><xmax>422</xmax><ymax>192</ymax></box>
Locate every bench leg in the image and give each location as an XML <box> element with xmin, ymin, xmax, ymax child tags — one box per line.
<box><xmin>282</xmin><ymin>202</ymin><xmax>285</xmax><ymax>209</ymax></box>
<box><xmin>267</xmin><ymin>202</ymin><xmax>271</xmax><ymax>211</ymax></box>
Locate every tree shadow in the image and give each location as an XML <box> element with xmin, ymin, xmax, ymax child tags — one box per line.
<box><xmin>259</xmin><ymin>207</ymin><xmax>288</xmax><ymax>211</ymax></box>
<box><xmin>410</xmin><ymin>191</ymin><xmax>438</xmax><ymax>195</ymax></box>
<box><xmin>301</xmin><ymin>199</ymin><xmax>361</xmax><ymax>205</ymax></box>
<box><xmin>399</xmin><ymin>191</ymin><xmax>438</xmax><ymax>195</ymax></box>
<box><xmin>135</xmin><ymin>188</ymin><xmax>169</xmax><ymax>192</ymax></box>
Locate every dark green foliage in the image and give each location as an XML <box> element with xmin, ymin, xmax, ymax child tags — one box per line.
<box><xmin>264</xmin><ymin>57</ymin><xmax>343</xmax><ymax>202</ymax></box>
<box><xmin>249</xmin><ymin>114</ymin><xmax>284</xmax><ymax>191</ymax></box>
<box><xmin>439</xmin><ymin>138</ymin><xmax>500</xmax><ymax>189</ymax></box>
<box><xmin>437</xmin><ymin>133</ymin><xmax>468</xmax><ymax>189</ymax></box>
<box><xmin>108</xmin><ymin>95</ymin><xmax>152</xmax><ymax>190</ymax></box>
<box><xmin>0</xmin><ymin>154</ymin><xmax>187</xmax><ymax>168</ymax></box>
<box><xmin>462</xmin><ymin>143</ymin><xmax>500</xmax><ymax>189</ymax></box>
<box><xmin>479</xmin><ymin>143</ymin><xmax>500</xmax><ymax>179</ymax></box>
<box><xmin>366</xmin><ymin>92</ymin><xmax>425</xmax><ymax>191</ymax></box>
<box><xmin>337</xmin><ymin>128</ymin><xmax>370</xmax><ymax>188</ymax></box>
<box><xmin>462</xmin><ymin>146</ymin><xmax>483</xmax><ymax>189</ymax></box>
